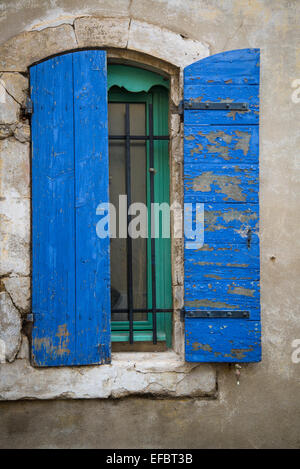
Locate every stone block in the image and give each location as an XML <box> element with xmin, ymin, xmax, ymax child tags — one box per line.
<box><xmin>128</xmin><ymin>20</ymin><xmax>209</xmax><ymax>68</ymax></box>
<box><xmin>0</xmin><ymin>25</ymin><xmax>77</xmax><ymax>72</ymax></box>
<box><xmin>0</xmin><ymin>291</ymin><xmax>21</xmax><ymax>362</ymax></box>
<box><xmin>75</xmin><ymin>17</ymin><xmax>130</xmax><ymax>48</ymax></box>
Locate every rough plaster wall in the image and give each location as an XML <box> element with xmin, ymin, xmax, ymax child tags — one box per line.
<box><xmin>0</xmin><ymin>0</ymin><xmax>300</xmax><ymax>448</ymax></box>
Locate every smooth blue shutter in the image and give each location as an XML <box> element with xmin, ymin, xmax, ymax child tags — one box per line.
<box><xmin>184</xmin><ymin>49</ymin><xmax>261</xmax><ymax>362</ymax></box>
<box><xmin>31</xmin><ymin>51</ymin><xmax>110</xmax><ymax>366</ymax></box>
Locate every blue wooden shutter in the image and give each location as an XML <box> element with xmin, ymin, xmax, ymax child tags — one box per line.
<box><xmin>184</xmin><ymin>49</ymin><xmax>261</xmax><ymax>362</ymax></box>
<box><xmin>31</xmin><ymin>51</ymin><xmax>110</xmax><ymax>366</ymax></box>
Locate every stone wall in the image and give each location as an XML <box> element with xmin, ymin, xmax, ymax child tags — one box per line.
<box><xmin>0</xmin><ymin>72</ymin><xmax>30</xmax><ymax>363</ymax></box>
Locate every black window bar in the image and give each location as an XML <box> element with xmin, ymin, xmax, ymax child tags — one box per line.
<box><xmin>109</xmin><ymin>103</ymin><xmax>173</xmax><ymax>344</ymax></box>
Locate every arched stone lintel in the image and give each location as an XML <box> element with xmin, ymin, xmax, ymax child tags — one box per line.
<box><xmin>0</xmin><ymin>17</ymin><xmax>209</xmax><ymax>73</ymax></box>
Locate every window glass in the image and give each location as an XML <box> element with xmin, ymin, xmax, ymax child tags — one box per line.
<box><xmin>108</xmin><ymin>102</ymin><xmax>147</xmax><ymax>322</ymax></box>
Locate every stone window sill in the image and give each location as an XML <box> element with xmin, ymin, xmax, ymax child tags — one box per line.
<box><xmin>0</xmin><ymin>346</ymin><xmax>217</xmax><ymax>400</ymax></box>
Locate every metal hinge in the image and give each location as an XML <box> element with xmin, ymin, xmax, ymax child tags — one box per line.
<box><xmin>179</xmin><ymin>100</ymin><xmax>248</xmax><ymax>113</ymax></box>
<box><xmin>181</xmin><ymin>308</ymin><xmax>249</xmax><ymax>321</ymax></box>
<box><xmin>21</xmin><ymin>97</ymin><xmax>33</xmax><ymax>119</ymax></box>
<box><xmin>178</xmin><ymin>101</ymin><xmax>184</xmax><ymax>116</ymax></box>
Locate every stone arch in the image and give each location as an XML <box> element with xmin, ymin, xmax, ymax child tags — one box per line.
<box><xmin>0</xmin><ymin>18</ymin><xmax>209</xmax><ymax>72</ymax></box>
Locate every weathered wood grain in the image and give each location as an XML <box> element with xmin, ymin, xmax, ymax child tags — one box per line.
<box><xmin>73</xmin><ymin>50</ymin><xmax>110</xmax><ymax>365</ymax></box>
<box><xmin>31</xmin><ymin>54</ymin><xmax>76</xmax><ymax>366</ymax></box>
<box><xmin>185</xmin><ymin>203</ymin><xmax>259</xmax><ymax>244</ymax></box>
<box><xmin>184</xmin><ymin>164</ymin><xmax>259</xmax><ymax>203</ymax></box>
<box><xmin>184</xmin><ymin>48</ymin><xmax>260</xmax><ymax>86</ymax></box>
<box><xmin>185</xmin><ymin>318</ymin><xmax>261</xmax><ymax>363</ymax></box>
<box><xmin>185</xmin><ymin>278</ymin><xmax>260</xmax><ymax>319</ymax></box>
<box><xmin>185</xmin><ymin>243</ymin><xmax>260</xmax><ymax>281</ymax></box>
<box><xmin>184</xmin><ymin>125</ymin><xmax>259</xmax><ymax>165</ymax></box>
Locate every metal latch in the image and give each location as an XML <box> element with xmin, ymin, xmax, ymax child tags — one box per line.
<box><xmin>181</xmin><ymin>308</ymin><xmax>249</xmax><ymax>321</ymax></box>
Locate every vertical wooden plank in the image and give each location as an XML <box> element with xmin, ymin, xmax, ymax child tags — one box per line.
<box><xmin>73</xmin><ymin>50</ymin><xmax>111</xmax><ymax>364</ymax></box>
<box><xmin>31</xmin><ymin>55</ymin><xmax>76</xmax><ymax>366</ymax></box>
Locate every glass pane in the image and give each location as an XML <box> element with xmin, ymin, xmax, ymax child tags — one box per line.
<box><xmin>108</xmin><ymin>102</ymin><xmax>125</xmax><ymax>135</ymax></box>
<box><xmin>130</xmin><ymin>103</ymin><xmax>146</xmax><ymax>135</ymax></box>
<box><xmin>109</xmin><ymin>103</ymin><xmax>127</xmax><ymax>321</ymax></box>
<box><xmin>109</xmin><ymin>101</ymin><xmax>148</xmax><ymax>323</ymax></box>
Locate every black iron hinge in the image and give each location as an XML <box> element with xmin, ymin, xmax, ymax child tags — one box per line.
<box><xmin>181</xmin><ymin>308</ymin><xmax>249</xmax><ymax>321</ymax></box>
<box><xmin>21</xmin><ymin>97</ymin><xmax>33</xmax><ymax>119</ymax></box>
<box><xmin>179</xmin><ymin>100</ymin><xmax>249</xmax><ymax>114</ymax></box>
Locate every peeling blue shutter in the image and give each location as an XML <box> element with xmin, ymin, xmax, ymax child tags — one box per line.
<box><xmin>31</xmin><ymin>51</ymin><xmax>111</xmax><ymax>366</ymax></box>
<box><xmin>184</xmin><ymin>49</ymin><xmax>261</xmax><ymax>362</ymax></box>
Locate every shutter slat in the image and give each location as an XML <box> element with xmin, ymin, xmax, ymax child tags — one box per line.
<box><xmin>185</xmin><ymin>243</ymin><xmax>260</xmax><ymax>282</ymax></box>
<box><xmin>184</xmin><ymin>48</ymin><xmax>260</xmax><ymax>85</ymax></box>
<box><xmin>73</xmin><ymin>51</ymin><xmax>110</xmax><ymax>365</ymax></box>
<box><xmin>185</xmin><ymin>280</ymin><xmax>260</xmax><ymax>319</ymax></box>
<box><xmin>31</xmin><ymin>55</ymin><xmax>76</xmax><ymax>366</ymax></box>
<box><xmin>186</xmin><ymin>319</ymin><xmax>261</xmax><ymax>362</ymax></box>
<box><xmin>184</xmin><ymin>49</ymin><xmax>261</xmax><ymax>363</ymax></box>
<box><xmin>184</xmin><ymin>164</ymin><xmax>259</xmax><ymax>204</ymax></box>
<box><xmin>184</xmin><ymin>204</ymin><xmax>259</xmax><ymax>245</ymax></box>
<box><xmin>184</xmin><ymin>125</ymin><xmax>259</xmax><ymax>165</ymax></box>
<box><xmin>184</xmin><ymin>85</ymin><xmax>259</xmax><ymax>125</ymax></box>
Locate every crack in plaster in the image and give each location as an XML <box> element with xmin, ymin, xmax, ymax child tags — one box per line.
<box><xmin>0</xmin><ymin>279</ymin><xmax>23</xmax><ymax>316</ymax></box>
<box><xmin>126</xmin><ymin>17</ymin><xmax>132</xmax><ymax>49</ymax></box>
<box><xmin>0</xmin><ymin>291</ymin><xmax>22</xmax><ymax>362</ymax></box>
<box><xmin>0</xmin><ymin>76</ymin><xmax>22</xmax><ymax>107</ymax></box>
<box><xmin>0</xmin><ymin>277</ymin><xmax>30</xmax><ymax>318</ymax></box>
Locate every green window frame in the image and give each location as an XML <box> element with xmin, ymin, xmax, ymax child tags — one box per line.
<box><xmin>108</xmin><ymin>65</ymin><xmax>172</xmax><ymax>347</ymax></box>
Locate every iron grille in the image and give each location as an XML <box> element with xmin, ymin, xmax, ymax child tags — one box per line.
<box><xmin>109</xmin><ymin>103</ymin><xmax>172</xmax><ymax>344</ymax></box>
